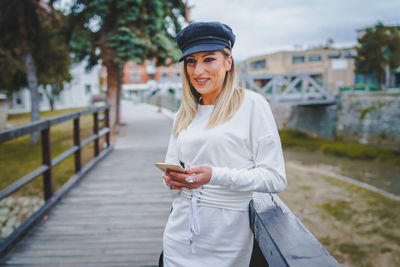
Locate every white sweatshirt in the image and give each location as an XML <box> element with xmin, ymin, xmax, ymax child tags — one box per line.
<box><xmin>164</xmin><ymin>89</ymin><xmax>286</xmax><ymax>211</ymax></box>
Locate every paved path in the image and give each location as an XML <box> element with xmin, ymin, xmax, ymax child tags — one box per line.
<box><xmin>0</xmin><ymin>101</ymin><xmax>176</xmax><ymax>267</ymax></box>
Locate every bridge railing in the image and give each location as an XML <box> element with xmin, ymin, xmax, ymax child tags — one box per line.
<box><xmin>0</xmin><ymin>105</ymin><xmax>113</xmax><ymax>256</ymax></box>
<box><xmin>239</xmin><ymin>73</ymin><xmax>337</xmax><ymax>105</ymax></box>
<box><xmin>250</xmin><ymin>192</ymin><xmax>341</xmax><ymax>266</ymax></box>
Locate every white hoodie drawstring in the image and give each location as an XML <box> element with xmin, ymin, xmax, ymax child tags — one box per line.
<box><xmin>185</xmin><ymin>188</ymin><xmax>201</xmax><ymax>253</ymax></box>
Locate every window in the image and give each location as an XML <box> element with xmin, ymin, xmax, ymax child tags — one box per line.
<box><xmin>162</xmin><ymin>73</ymin><xmax>168</xmax><ymax>78</ymax></box>
<box><xmin>345</xmin><ymin>50</ymin><xmax>356</xmax><ymax>59</ymax></box>
<box><xmin>146</xmin><ymin>60</ymin><xmax>155</xmax><ymax>67</ymax></box>
<box><xmin>175</xmin><ymin>72</ymin><xmax>181</xmax><ymax>77</ymax></box>
<box><xmin>129</xmin><ymin>61</ymin><xmax>137</xmax><ymax>66</ymax></box>
<box><xmin>39</xmin><ymin>92</ymin><xmax>43</xmax><ymax>102</ymax></box>
<box><xmin>250</xmin><ymin>59</ymin><xmax>266</xmax><ymax>70</ymax></box>
<box><xmin>16</xmin><ymin>96</ymin><xmax>21</xmax><ymax>105</ymax></box>
<box><xmin>328</xmin><ymin>53</ymin><xmax>341</xmax><ymax>59</ymax></box>
<box><xmin>308</xmin><ymin>54</ymin><xmax>322</xmax><ymax>62</ymax></box>
<box><xmin>85</xmin><ymin>84</ymin><xmax>91</xmax><ymax>95</ymax></box>
<box><xmin>292</xmin><ymin>56</ymin><xmax>305</xmax><ymax>64</ymax></box>
<box><xmin>130</xmin><ymin>73</ymin><xmax>141</xmax><ymax>82</ymax></box>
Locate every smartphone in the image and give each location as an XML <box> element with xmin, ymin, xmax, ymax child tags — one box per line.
<box><xmin>155</xmin><ymin>163</ymin><xmax>186</xmax><ymax>173</ymax></box>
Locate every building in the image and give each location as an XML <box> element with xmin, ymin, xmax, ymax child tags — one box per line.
<box><xmin>238</xmin><ymin>48</ymin><xmax>356</xmax><ymax>93</ymax></box>
<box><xmin>102</xmin><ymin>59</ymin><xmax>182</xmax><ymax>102</ymax></box>
<box><xmin>6</xmin><ymin>60</ymin><xmax>101</xmax><ymax>114</ymax></box>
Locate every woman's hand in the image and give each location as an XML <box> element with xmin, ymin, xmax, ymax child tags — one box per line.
<box><xmin>165</xmin><ymin>165</ymin><xmax>212</xmax><ymax>190</ymax></box>
<box><xmin>163</xmin><ymin>171</ymin><xmax>187</xmax><ymax>190</ymax></box>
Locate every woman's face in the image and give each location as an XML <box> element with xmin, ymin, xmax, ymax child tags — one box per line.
<box><xmin>185</xmin><ymin>51</ymin><xmax>232</xmax><ymax>105</ymax></box>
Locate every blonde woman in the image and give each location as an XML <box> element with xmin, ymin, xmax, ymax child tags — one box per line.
<box><xmin>161</xmin><ymin>22</ymin><xmax>287</xmax><ymax>267</ymax></box>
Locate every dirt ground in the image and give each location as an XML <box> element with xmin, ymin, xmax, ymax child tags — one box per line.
<box><xmin>278</xmin><ymin>161</ymin><xmax>400</xmax><ymax>267</ymax></box>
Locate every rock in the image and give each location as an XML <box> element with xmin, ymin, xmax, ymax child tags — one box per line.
<box><xmin>22</xmin><ymin>198</ymin><xmax>30</xmax><ymax>206</ymax></box>
<box><xmin>0</xmin><ymin>208</ymin><xmax>9</xmax><ymax>216</ymax></box>
<box><xmin>5</xmin><ymin>216</ymin><xmax>17</xmax><ymax>228</ymax></box>
<box><xmin>20</xmin><ymin>208</ymin><xmax>30</xmax><ymax>216</ymax></box>
<box><xmin>1</xmin><ymin>226</ymin><xmax>14</xmax><ymax>238</ymax></box>
<box><xmin>4</xmin><ymin>198</ymin><xmax>15</xmax><ymax>206</ymax></box>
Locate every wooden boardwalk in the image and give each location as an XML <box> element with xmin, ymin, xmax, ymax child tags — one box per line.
<box><xmin>0</xmin><ymin>103</ymin><xmax>176</xmax><ymax>267</ymax></box>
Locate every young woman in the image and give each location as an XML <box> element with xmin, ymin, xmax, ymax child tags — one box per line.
<box><xmin>161</xmin><ymin>22</ymin><xmax>287</xmax><ymax>266</ymax></box>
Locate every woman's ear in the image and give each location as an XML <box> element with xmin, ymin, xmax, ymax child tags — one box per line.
<box><xmin>225</xmin><ymin>55</ymin><xmax>233</xmax><ymax>71</ymax></box>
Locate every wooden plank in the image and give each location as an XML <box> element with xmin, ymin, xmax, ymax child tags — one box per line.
<box><xmin>41</xmin><ymin>128</ymin><xmax>53</xmax><ymax>201</ymax></box>
<box><xmin>105</xmin><ymin>107</ymin><xmax>110</xmax><ymax>147</ymax></box>
<box><xmin>0</xmin><ymin>104</ymin><xmax>177</xmax><ymax>266</ymax></box>
<box><xmin>52</xmin><ymin>146</ymin><xmax>79</xmax><ymax>167</ymax></box>
<box><xmin>0</xmin><ymin>165</ymin><xmax>48</xmax><ymax>200</ymax></box>
<box><xmin>73</xmin><ymin>117</ymin><xmax>82</xmax><ymax>172</ymax></box>
<box><xmin>250</xmin><ymin>193</ymin><xmax>341</xmax><ymax>267</ymax></box>
<box><xmin>0</xmin><ymin>120</ymin><xmax>49</xmax><ymax>143</ymax></box>
<box><xmin>0</xmin><ymin>105</ymin><xmax>109</xmax><ymax>144</ymax></box>
<box><xmin>81</xmin><ymin>133</ymin><xmax>99</xmax><ymax>147</ymax></box>
<box><xmin>0</xmin><ymin>147</ymin><xmax>113</xmax><ymax>257</ymax></box>
<box><xmin>1</xmin><ymin>147</ymin><xmax>172</xmax><ymax>265</ymax></box>
<box><xmin>93</xmin><ymin>112</ymin><xmax>99</xmax><ymax>156</ymax></box>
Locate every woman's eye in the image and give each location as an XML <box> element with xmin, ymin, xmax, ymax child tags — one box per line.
<box><xmin>186</xmin><ymin>58</ymin><xmax>195</xmax><ymax>64</ymax></box>
<box><xmin>205</xmin><ymin>58</ymin><xmax>214</xmax><ymax>62</ymax></box>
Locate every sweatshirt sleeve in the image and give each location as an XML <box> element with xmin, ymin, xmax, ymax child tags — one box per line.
<box><xmin>165</xmin><ymin>133</ymin><xmax>179</xmax><ymax>164</ymax></box>
<box><xmin>161</xmin><ymin>132</ymin><xmax>181</xmax><ymax>194</ymax></box>
<box><xmin>208</xmin><ymin>93</ymin><xmax>287</xmax><ymax>193</ymax></box>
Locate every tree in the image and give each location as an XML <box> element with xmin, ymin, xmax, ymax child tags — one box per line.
<box><xmin>355</xmin><ymin>23</ymin><xmax>400</xmax><ymax>90</ymax></box>
<box><xmin>0</xmin><ymin>47</ymin><xmax>26</xmax><ymax>109</ymax></box>
<box><xmin>0</xmin><ymin>0</ymin><xmax>72</xmax><ymax>143</ymax></box>
<box><xmin>37</xmin><ymin>10</ymin><xmax>72</xmax><ymax>111</ymax></box>
<box><xmin>68</xmin><ymin>0</ymin><xmax>186</xmax><ymax>130</ymax></box>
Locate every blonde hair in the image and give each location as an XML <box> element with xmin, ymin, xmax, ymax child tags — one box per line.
<box><xmin>173</xmin><ymin>48</ymin><xmax>244</xmax><ymax>137</ymax></box>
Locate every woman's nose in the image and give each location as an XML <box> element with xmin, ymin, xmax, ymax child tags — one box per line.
<box><xmin>193</xmin><ymin>62</ymin><xmax>205</xmax><ymax>76</ymax></box>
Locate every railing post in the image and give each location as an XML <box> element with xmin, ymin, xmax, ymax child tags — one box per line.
<box><xmin>93</xmin><ymin>112</ymin><xmax>99</xmax><ymax>157</ymax></box>
<box><xmin>41</xmin><ymin>127</ymin><xmax>53</xmax><ymax>201</ymax></box>
<box><xmin>73</xmin><ymin>117</ymin><xmax>81</xmax><ymax>173</ymax></box>
<box><xmin>105</xmin><ymin>107</ymin><xmax>110</xmax><ymax>147</ymax></box>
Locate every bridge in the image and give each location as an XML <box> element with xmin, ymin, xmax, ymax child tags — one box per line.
<box><xmin>0</xmin><ymin>102</ymin><xmax>339</xmax><ymax>266</ymax></box>
<box><xmin>122</xmin><ymin>73</ymin><xmax>338</xmax><ymax>109</ymax></box>
<box><xmin>239</xmin><ymin>73</ymin><xmax>338</xmax><ymax>106</ymax></box>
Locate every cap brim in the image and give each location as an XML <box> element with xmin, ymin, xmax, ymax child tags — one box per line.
<box><xmin>179</xmin><ymin>43</ymin><xmax>227</xmax><ymax>62</ymax></box>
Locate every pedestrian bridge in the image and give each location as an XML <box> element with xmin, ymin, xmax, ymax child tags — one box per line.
<box><xmin>0</xmin><ymin>102</ymin><xmax>339</xmax><ymax>266</ymax></box>
<box><xmin>239</xmin><ymin>73</ymin><xmax>338</xmax><ymax>106</ymax></box>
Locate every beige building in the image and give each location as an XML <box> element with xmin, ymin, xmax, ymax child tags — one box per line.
<box><xmin>239</xmin><ymin>48</ymin><xmax>356</xmax><ymax>93</ymax></box>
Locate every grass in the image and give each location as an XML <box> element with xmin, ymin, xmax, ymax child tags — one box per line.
<box><xmin>296</xmin><ymin>175</ymin><xmax>400</xmax><ymax>266</ymax></box>
<box><xmin>0</xmin><ymin>107</ymin><xmax>107</xmax><ymax>198</ymax></box>
<box><xmin>315</xmin><ymin>199</ymin><xmax>354</xmax><ymax>223</ymax></box>
<box><xmin>322</xmin><ymin>176</ymin><xmax>400</xmax><ymax>247</ymax></box>
<box><xmin>279</xmin><ymin>128</ymin><xmax>400</xmax><ymax>165</ymax></box>
<box><xmin>7</xmin><ymin>107</ymin><xmax>84</xmax><ymax>126</ymax></box>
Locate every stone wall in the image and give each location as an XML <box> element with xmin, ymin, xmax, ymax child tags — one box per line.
<box><xmin>287</xmin><ymin>104</ymin><xmax>338</xmax><ymax>140</ymax></box>
<box><xmin>271</xmin><ymin>90</ymin><xmax>400</xmax><ymax>148</ymax></box>
<box><xmin>336</xmin><ymin>91</ymin><xmax>400</xmax><ymax>147</ymax></box>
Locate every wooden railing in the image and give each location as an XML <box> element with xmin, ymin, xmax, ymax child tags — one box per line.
<box><xmin>249</xmin><ymin>193</ymin><xmax>341</xmax><ymax>266</ymax></box>
<box><xmin>0</xmin><ymin>105</ymin><xmax>113</xmax><ymax>256</ymax></box>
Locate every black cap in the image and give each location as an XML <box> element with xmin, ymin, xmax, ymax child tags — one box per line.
<box><xmin>176</xmin><ymin>22</ymin><xmax>235</xmax><ymax>62</ymax></box>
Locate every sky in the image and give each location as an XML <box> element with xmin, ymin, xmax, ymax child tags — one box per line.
<box><xmin>187</xmin><ymin>0</ymin><xmax>400</xmax><ymax>61</ymax></box>
<box><xmin>55</xmin><ymin>0</ymin><xmax>400</xmax><ymax>62</ymax></box>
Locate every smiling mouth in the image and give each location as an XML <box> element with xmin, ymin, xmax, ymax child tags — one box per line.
<box><xmin>194</xmin><ymin>78</ymin><xmax>210</xmax><ymax>85</ymax></box>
